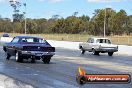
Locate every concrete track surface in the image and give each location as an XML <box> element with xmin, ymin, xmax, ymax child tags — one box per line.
<box><xmin>0</xmin><ymin>47</ymin><xmax>131</xmax><ymax>88</ymax></box>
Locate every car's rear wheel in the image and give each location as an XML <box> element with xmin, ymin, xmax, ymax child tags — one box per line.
<box><xmin>5</xmin><ymin>52</ymin><xmax>11</xmax><ymax>60</ymax></box>
<box><xmin>16</xmin><ymin>52</ymin><xmax>23</xmax><ymax>62</ymax></box>
<box><xmin>42</xmin><ymin>57</ymin><xmax>51</xmax><ymax>64</ymax></box>
<box><xmin>3</xmin><ymin>47</ymin><xmax>6</xmax><ymax>52</ymax></box>
<box><xmin>108</xmin><ymin>52</ymin><xmax>113</xmax><ymax>56</ymax></box>
<box><xmin>92</xmin><ymin>49</ymin><xmax>99</xmax><ymax>55</ymax></box>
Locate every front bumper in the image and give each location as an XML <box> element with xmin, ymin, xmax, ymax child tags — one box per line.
<box><xmin>21</xmin><ymin>51</ymin><xmax>55</xmax><ymax>56</ymax></box>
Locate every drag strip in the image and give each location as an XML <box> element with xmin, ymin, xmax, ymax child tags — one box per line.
<box><xmin>0</xmin><ymin>47</ymin><xmax>131</xmax><ymax>88</ymax></box>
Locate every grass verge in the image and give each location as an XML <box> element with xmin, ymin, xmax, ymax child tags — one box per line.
<box><xmin>0</xmin><ymin>33</ymin><xmax>132</xmax><ymax>45</ymax></box>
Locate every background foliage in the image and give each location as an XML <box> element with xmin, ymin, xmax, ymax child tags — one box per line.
<box><xmin>0</xmin><ymin>8</ymin><xmax>132</xmax><ymax>36</ymax></box>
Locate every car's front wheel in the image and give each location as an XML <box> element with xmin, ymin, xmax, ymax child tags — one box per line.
<box><xmin>42</xmin><ymin>57</ymin><xmax>51</xmax><ymax>64</ymax></box>
<box><xmin>16</xmin><ymin>52</ymin><xmax>23</xmax><ymax>62</ymax></box>
<box><xmin>108</xmin><ymin>52</ymin><xmax>113</xmax><ymax>56</ymax></box>
<box><xmin>80</xmin><ymin>47</ymin><xmax>85</xmax><ymax>54</ymax></box>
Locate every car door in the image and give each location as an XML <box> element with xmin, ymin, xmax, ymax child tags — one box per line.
<box><xmin>87</xmin><ymin>38</ymin><xmax>94</xmax><ymax>51</ymax></box>
<box><xmin>83</xmin><ymin>38</ymin><xmax>92</xmax><ymax>51</ymax></box>
<box><xmin>7</xmin><ymin>37</ymin><xmax>19</xmax><ymax>56</ymax></box>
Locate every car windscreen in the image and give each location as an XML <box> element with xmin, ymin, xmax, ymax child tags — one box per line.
<box><xmin>96</xmin><ymin>39</ymin><xmax>111</xmax><ymax>44</ymax></box>
<box><xmin>20</xmin><ymin>38</ymin><xmax>47</xmax><ymax>44</ymax></box>
<box><xmin>2</xmin><ymin>34</ymin><xmax>9</xmax><ymax>37</ymax></box>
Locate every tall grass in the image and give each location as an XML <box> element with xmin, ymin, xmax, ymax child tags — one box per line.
<box><xmin>0</xmin><ymin>33</ymin><xmax>132</xmax><ymax>45</ymax></box>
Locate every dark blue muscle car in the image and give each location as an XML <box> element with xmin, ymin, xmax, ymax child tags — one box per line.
<box><xmin>3</xmin><ymin>36</ymin><xmax>55</xmax><ymax>64</ymax></box>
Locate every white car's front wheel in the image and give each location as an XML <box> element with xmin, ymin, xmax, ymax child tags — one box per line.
<box><xmin>81</xmin><ymin>49</ymin><xmax>85</xmax><ymax>54</ymax></box>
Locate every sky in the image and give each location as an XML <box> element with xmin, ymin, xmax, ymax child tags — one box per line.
<box><xmin>0</xmin><ymin>0</ymin><xmax>132</xmax><ymax>19</ymax></box>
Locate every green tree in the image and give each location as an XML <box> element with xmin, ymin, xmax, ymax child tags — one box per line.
<box><xmin>111</xmin><ymin>10</ymin><xmax>127</xmax><ymax>35</ymax></box>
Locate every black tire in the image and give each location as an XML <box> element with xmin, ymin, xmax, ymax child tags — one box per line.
<box><xmin>5</xmin><ymin>52</ymin><xmax>11</xmax><ymax>60</ymax></box>
<box><xmin>92</xmin><ymin>49</ymin><xmax>99</xmax><ymax>55</ymax></box>
<box><xmin>15</xmin><ymin>52</ymin><xmax>23</xmax><ymax>62</ymax></box>
<box><xmin>80</xmin><ymin>47</ymin><xmax>85</xmax><ymax>54</ymax></box>
<box><xmin>42</xmin><ymin>57</ymin><xmax>51</xmax><ymax>64</ymax></box>
<box><xmin>108</xmin><ymin>52</ymin><xmax>113</xmax><ymax>56</ymax></box>
<box><xmin>3</xmin><ymin>47</ymin><xmax>6</xmax><ymax>52</ymax></box>
<box><xmin>31</xmin><ymin>58</ymin><xmax>36</xmax><ymax>63</ymax></box>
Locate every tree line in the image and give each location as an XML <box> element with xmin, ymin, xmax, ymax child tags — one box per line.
<box><xmin>0</xmin><ymin>8</ymin><xmax>132</xmax><ymax>36</ymax></box>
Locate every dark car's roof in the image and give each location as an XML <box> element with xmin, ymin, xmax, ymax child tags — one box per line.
<box><xmin>15</xmin><ymin>36</ymin><xmax>42</xmax><ymax>39</ymax></box>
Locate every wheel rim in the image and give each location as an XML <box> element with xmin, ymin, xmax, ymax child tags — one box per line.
<box><xmin>16</xmin><ymin>52</ymin><xmax>18</xmax><ymax>61</ymax></box>
<box><xmin>81</xmin><ymin>48</ymin><xmax>84</xmax><ymax>54</ymax></box>
<box><xmin>81</xmin><ymin>50</ymin><xmax>83</xmax><ymax>53</ymax></box>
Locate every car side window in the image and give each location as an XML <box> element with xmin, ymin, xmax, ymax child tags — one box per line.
<box><xmin>107</xmin><ymin>40</ymin><xmax>111</xmax><ymax>44</ymax></box>
<box><xmin>90</xmin><ymin>39</ymin><xmax>94</xmax><ymax>43</ymax></box>
<box><xmin>21</xmin><ymin>38</ymin><xmax>28</xmax><ymax>43</ymax></box>
<box><xmin>11</xmin><ymin>37</ymin><xmax>19</xmax><ymax>43</ymax></box>
<box><xmin>87</xmin><ymin>38</ymin><xmax>91</xmax><ymax>43</ymax></box>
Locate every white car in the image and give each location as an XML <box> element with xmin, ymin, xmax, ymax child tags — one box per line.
<box><xmin>79</xmin><ymin>37</ymin><xmax>118</xmax><ymax>56</ymax></box>
<box><xmin>0</xmin><ymin>34</ymin><xmax>13</xmax><ymax>45</ymax></box>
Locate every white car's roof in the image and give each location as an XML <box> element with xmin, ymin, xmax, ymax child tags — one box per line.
<box><xmin>90</xmin><ymin>37</ymin><xmax>109</xmax><ymax>40</ymax></box>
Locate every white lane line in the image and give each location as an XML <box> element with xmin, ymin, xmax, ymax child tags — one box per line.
<box><xmin>54</xmin><ymin>55</ymin><xmax>132</xmax><ymax>73</ymax></box>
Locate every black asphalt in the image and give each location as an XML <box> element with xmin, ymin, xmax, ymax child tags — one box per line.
<box><xmin>0</xmin><ymin>47</ymin><xmax>131</xmax><ymax>88</ymax></box>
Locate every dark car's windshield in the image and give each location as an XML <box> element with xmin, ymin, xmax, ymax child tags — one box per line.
<box><xmin>96</xmin><ymin>39</ymin><xmax>111</xmax><ymax>44</ymax></box>
<box><xmin>20</xmin><ymin>37</ymin><xmax>47</xmax><ymax>44</ymax></box>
